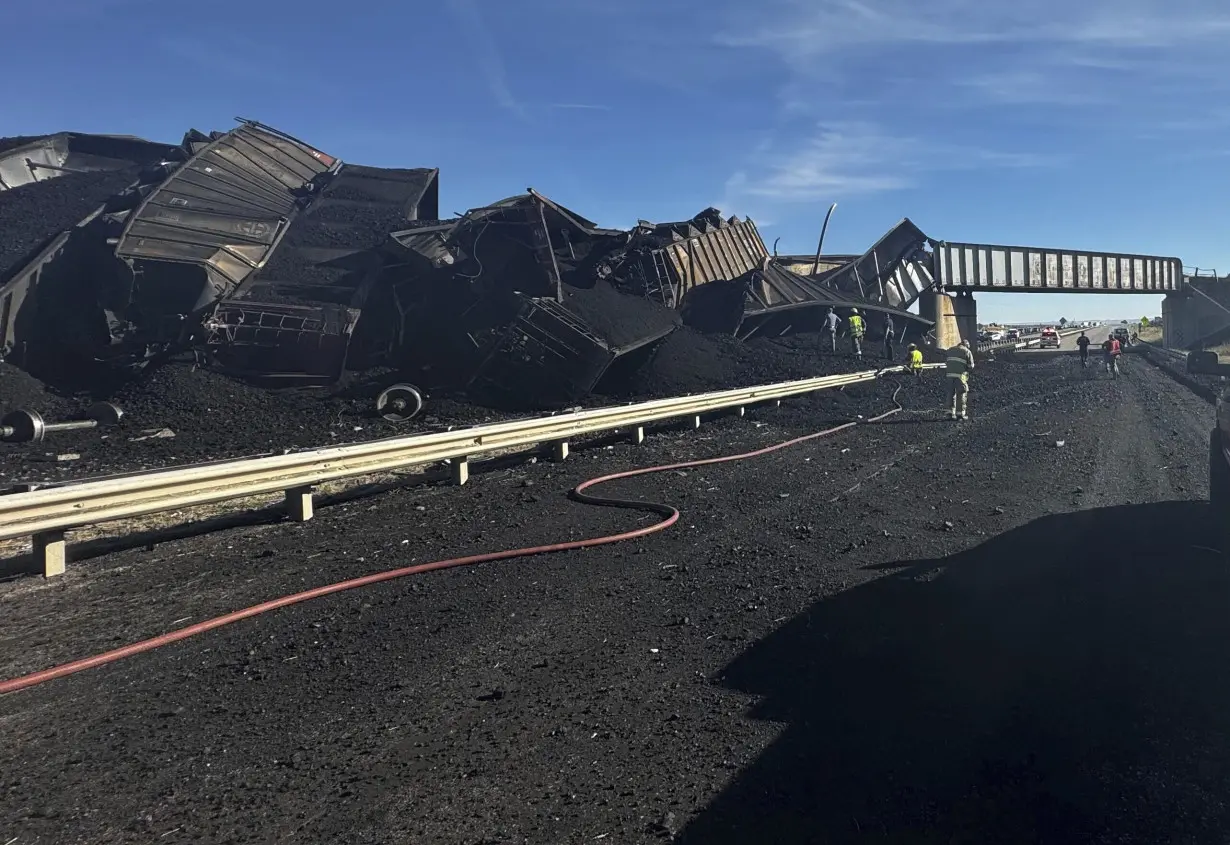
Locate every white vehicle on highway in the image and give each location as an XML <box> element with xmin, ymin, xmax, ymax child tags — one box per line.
<box><xmin>1038</xmin><ymin>328</ymin><xmax>1061</xmax><ymax>348</ymax></box>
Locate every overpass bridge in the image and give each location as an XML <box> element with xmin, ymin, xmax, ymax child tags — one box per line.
<box><xmin>932</xmin><ymin>242</ymin><xmax>1181</xmax><ymax>294</ymax></box>
<box><xmin>774</xmin><ymin>220</ymin><xmax>1190</xmax><ymax>348</ymax></box>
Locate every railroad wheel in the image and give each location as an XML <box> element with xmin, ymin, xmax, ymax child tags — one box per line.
<box><xmin>1210</xmin><ymin>428</ymin><xmax>1230</xmax><ymax>562</ymax></box>
<box><xmin>376</xmin><ymin>383</ymin><xmax>424</xmax><ymax>422</ymax></box>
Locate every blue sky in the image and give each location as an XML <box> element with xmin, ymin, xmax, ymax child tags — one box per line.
<box><xmin>4</xmin><ymin>0</ymin><xmax>1227</xmax><ymax>322</ymax></box>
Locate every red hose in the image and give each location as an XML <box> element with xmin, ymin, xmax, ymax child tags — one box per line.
<box><xmin>0</xmin><ymin>406</ymin><xmax>900</xmax><ymax>695</ymax></box>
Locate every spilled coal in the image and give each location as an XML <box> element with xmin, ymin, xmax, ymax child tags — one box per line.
<box><xmin>0</xmin><ymin>166</ymin><xmax>141</xmax><ymax>282</ymax></box>
<box><xmin>0</xmin><ymin>324</ymin><xmax>910</xmax><ymax>480</ymax></box>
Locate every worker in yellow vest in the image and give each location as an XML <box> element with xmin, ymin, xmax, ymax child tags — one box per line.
<box><xmin>847</xmin><ymin>309</ymin><xmax>866</xmax><ymax>360</ymax></box>
<box><xmin>907</xmin><ymin>343</ymin><xmax>923</xmax><ymax>377</ymax></box>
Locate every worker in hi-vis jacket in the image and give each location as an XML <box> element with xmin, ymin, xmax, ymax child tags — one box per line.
<box><xmin>945</xmin><ymin>339</ymin><xmax>975</xmax><ymax>420</ymax></box>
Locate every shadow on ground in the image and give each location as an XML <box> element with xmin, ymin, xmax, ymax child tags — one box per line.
<box><xmin>678</xmin><ymin>501</ymin><xmax>1230</xmax><ymax>845</ymax></box>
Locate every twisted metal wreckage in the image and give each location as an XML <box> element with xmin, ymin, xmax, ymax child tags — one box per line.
<box><xmin>0</xmin><ymin>120</ymin><xmax>937</xmax><ymax>409</ymax></box>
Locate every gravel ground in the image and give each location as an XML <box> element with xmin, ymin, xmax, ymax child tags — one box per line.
<box><xmin>1</xmin><ymin>354</ymin><xmax>1222</xmax><ymax>843</ymax></box>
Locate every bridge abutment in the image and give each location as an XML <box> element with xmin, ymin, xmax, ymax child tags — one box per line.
<box><xmin>1163</xmin><ymin>281</ymin><xmax>1230</xmax><ymax>349</ymax></box>
<box><xmin>921</xmin><ymin>291</ymin><xmax>977</xmax><ymax>348</ymax></box>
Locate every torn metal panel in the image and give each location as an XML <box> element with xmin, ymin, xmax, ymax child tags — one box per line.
<box><xmin>467</xmin><ymin>296</ymin><xmax>622</xmax><ymax>409</ymax></box>
<box><xmin>0</xmin><ymin>229</ymin><xmax>74</xmax><ymax>362</ymax></box>
<box><xmin>387</xmin><ymin>221</ymin><xmax>461</xmax><ymax>269</ymax></box>
<box><xmin>932</xmin><ymin>241</ymin><xmax>1182</xmax><ymax>293</ymax></box>
<box><xmin>203</xmin><ymin>300</ymin><xmax>359</xmax><ymax>383</ymax></box>
<box><xmin>527</xmin><ymin>189</ymin><xmax>625</xmax><ymax>237</ymax></box>
<box><xmin>0</xmin><ymin>133</ymin><xmax>176</xmax><ymax>191</ymax></box>
<box><xmin>0</xmin><ymin>208</ymin><xmax>113</xmax><ymax>367</ymax></box>
<box><xmin>669</xmin><ymin>218</ymin><xmax>768</xmax><ymax>299</ymax></box>
<box><xmin>774</xmin><ymin>254</ymin><xmax>858</xmax><ymax>277</ymax></box>
<box><xmin>892</xmin><ymin>260</ymin><xmax>935</xmax><ymax>306</ymax></box>
<box><xmin>602</xmin><ymin>212</ymin><xmax>763</xmax><ymax>308</ymax></box>
<box><xmin>814</xmin><ymin>218</ymin><xmax>933</xmax><ymax>309</ymax></box>
<box><xmin>114</xmin><ymin>120</ymin><xmax>338</xmax><ymax>297</ymax></box>
<box><xmin>238</xmin><ymin>165</ymin><xmax>440</xmax><ymax>312</ymax></box>
<box><xmin>735</xmin><ymin>263</ymin><xmax>933</xmax><ymax>340</ymax></box>
<box><xmin>619</xmin><ymin>212</ymin><xmax>928</xmax><ymax>338</ymax></box>
<box><xmin>440</xmin><ymin>191</ymin><xmax>631</xmax><ymax>304</ymax></box>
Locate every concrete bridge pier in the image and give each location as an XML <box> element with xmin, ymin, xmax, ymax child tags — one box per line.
<box><xmin>920</xmin><ymin>290</ymin><xmax>977</xmax><ymax>349</ymax></box>
<box><xmin>1163</xmin><ymin>280</ymin><xmax>1230</xmax><ymax>350</ymax></box>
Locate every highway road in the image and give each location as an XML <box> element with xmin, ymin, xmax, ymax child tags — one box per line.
<box><xmin>1015</xmin><ymin>324</ymin><xmax>1111</xmax><ymax>354</ymax></box>
<box><xmin>1062</xmin><ymin>324</ymin><xmax>1112</xmax><ymax>349</ymax></box>
<box><xmin>1</xmin><ymin>347</ymin><xmax>1223</xmax><ymax>844</ymax></box>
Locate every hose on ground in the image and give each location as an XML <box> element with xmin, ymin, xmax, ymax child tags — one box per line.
<box><xmin>0</xmin><ymin>405</ymin><xmax>903</xmax><ymax>695</ymax></box>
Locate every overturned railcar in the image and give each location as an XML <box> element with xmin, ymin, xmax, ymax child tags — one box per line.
<box><xmin>371</xmin><ymin>191</ymin><xmax>679</xmax><ymax>409</ymax></box>
<box><xmin>0</xmin><ymin>120</ymin><xmax>929</xmax><ymax>412</ymax></box>
<box><xmin>610</xmin><ymin>209</ymin><xmax>932</xmax><ymax>340</ymax></box>
<box><xmin>0</xmin><ymin>120</ymin><xmax>440</xmax><ymax>385</ymax></box>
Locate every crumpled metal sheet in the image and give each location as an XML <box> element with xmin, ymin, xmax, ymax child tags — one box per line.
<box><xmin>812</xmin><ymin>218</ymin><xmax>934</xmax><ymax>310</ymax></box>
<box><xmin>0</xmin><ymin>133</ymin><xmax>175</xmax><ymax>191</ymax></box>
<box><xmin>113</xmin><ymin>120</ymin><xmax>338</xmax><ymax>296</ymax></box>
<box><xmin>625</xmin><ymin>212</ymin><xmax>929</xmax><ymax>336</ymax></box>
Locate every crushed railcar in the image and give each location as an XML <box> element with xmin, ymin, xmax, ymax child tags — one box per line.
<box><xmin>0</xmin><ymin>118</ymin><xmax>928</xmax><ymax>412</ymax></box>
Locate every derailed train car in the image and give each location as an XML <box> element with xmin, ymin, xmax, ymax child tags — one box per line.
<box><xmin>0</xmin><ymin>118</ymin><xmax>929</xmax><ymax>411</ymax></box>
<box><xmin>0</xmin><ymin>120</ymin><xmax>433</xmax><ymax>385</ymax></box>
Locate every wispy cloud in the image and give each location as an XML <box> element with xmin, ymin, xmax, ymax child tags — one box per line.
<box><xmin>156</xmin><ymin>36</ymin><xmax>299</xmax><ymax>87</ymax></box>
<box><xmin>951</xmin><ymin>70</ymin><xmax>1102</xmax><ymax>106</ymax></box>
<box><xmin>717</xmin><ymin>0</ymin><xmax>1230</xmax><ymax>56</ymax></box>
<box><xmin>729</xmin><ymin>121</ymin><xmax>1056</xmax><ymax>203</ymax></box>
<box><xmin>698</xmin><ymin>0</ymin><xmax>1228</xmax><ymax>209</ymax></box>
<box><xmin>714</xmin><ymin>0</ymin><xmax>1230</xmax><ymax>109</ymax></box>
<box><xmin>446</xmin><ymin>0</ymin><xmax>528</xmax><ymax>120</ymax></box>
<box><xmin>548</xmin><ymin>103</ymin><xmax>613</xmax><ymax>111</ymax></box>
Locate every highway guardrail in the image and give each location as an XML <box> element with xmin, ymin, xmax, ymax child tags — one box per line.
<box><xmin>0</xmin><ymin>364</ymin><xmax>942</xmax><ymax>578</ymax></box>
<box><xmin>1135</xmin><ymin>340</ymin><xmax>1186</xmax><ymax>361</ymax></box>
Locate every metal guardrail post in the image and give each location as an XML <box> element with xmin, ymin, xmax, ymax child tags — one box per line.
<box><xmin>285</xmin><ymin>486</ymin><xmax>314</xmax><ymax>522</ymax></box>
<box><xmin>33</xmin><ymin>530</ymin><xmax>65</xmax><ymax>578</ymax></box>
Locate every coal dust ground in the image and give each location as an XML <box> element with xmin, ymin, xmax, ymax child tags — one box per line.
<box><xmin>0</xmin><ymin>330</ymin><xmax>912</xmax><ymax>481</ymax></box>
<box><xmin>1</xmin><ymin>351</ymin><xmax>1224</xmax><ymax>844</ymax></box>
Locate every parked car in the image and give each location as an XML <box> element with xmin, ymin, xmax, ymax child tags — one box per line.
<box><xmin>1038</xmin><ymin>328</ymin><xmax>1061</xmax><ymax>348</ymax></box>
<box><xmin>1006</xmin><ymin>329</ymin><xmax>1021</xmax><ymax>340</ymax></box>
<box><xmin>1111</xmin><ymin>327</ymin><xmax>1131</xmax><ymax>346</ymax></box>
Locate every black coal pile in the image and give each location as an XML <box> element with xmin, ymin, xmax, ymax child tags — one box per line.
<box><xmin>244</xmin><ymin>165</ymin><xmax>438</xmax><ymax>306</ymax></box>
<box><xmin>0</xmin><ymin>166</ymin><xmax>140</xmax><ymax>280</ymax></box>
<box><xmin>0</xmin><ymin>360</ymin><xmax>512</xmax><ymax>478</ymax></box>
<box><xmin>0</xmin><ymin>136</ymin><xmax>42</xmax><ymax>155</ymax></box>
<box><xmin>0</xmin><ymin>362</ymin><xmax>78</xmax><ymax>417</ymax></box>
<box><xmin>596</xmin><ymin>328</ymin><xmax>902</xmax><ymax>400</ymax></box>
<box><xmin>559</xmin><ymin>279</ymin><xmax>679</xmax><ymax>350</ymax></box>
